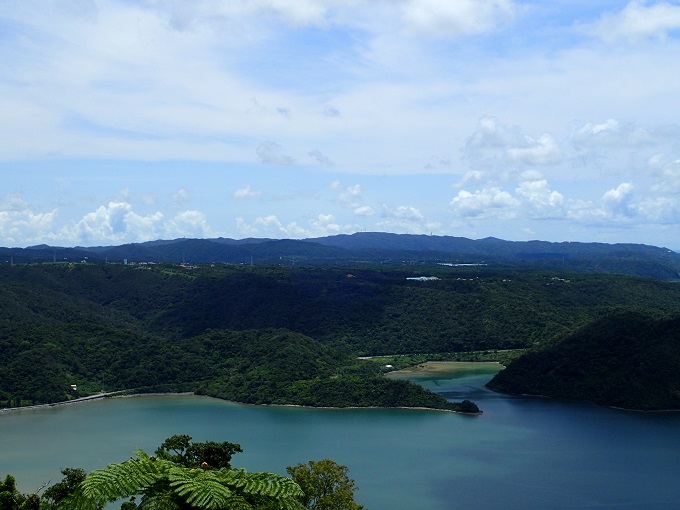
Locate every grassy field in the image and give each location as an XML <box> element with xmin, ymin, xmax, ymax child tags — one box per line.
<box><xmin>364</xmin><ymin>349</ymin><xmax>527</xmax><ymax>371</ymax></box>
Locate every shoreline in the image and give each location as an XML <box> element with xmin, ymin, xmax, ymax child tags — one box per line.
<box><xmin>0</xmin><ymin>362</ymin><xmax>497</xmax><ymax>416</ymax></box>
<box><xmin>0</xmin><ymin>391</ymin><xmax>193</xmax><ymax>414</ymax></box>
<box><xmin>0</xmin><ymin>390</ymin><xmax>480</xmax><ymax>416</ymax></box>
<box><xmin>0</xmin><ymin>391</ymin><xmax>124</xmax><ymax>414</ymax></box>
<box><xmin>255</xmin><ymin>401</ymin><xmax>480</xmax><ymax>415</ymax></box>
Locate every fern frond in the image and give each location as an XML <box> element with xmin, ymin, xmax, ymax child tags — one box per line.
<box><xmin>273</xmin><ymin>497</ymin><xmax>308</xmax><ymax>510</ymax></box>
<box><xmin>219</xmin><ymin>469</ymin><xmax>304</xmax><ymax>498</ymax></box>
<box><xmin>70</xmin><ymin>449</ymin><xmax>304</xmax><ymax>510</ymax></box>
<box><xmin>224</xmin><ymin>496</ymin><xmax>254</xmax><ymax>510</ymax></box>
<box><xmin>61</xmin><ymin>492</ymin><xmax>101</xmax><ymax>510</ymax></box>
<box><xmin>138</xmin><ymin>489</ymin><xmax>182</xmax><ymax>510</ymax></box>
<box><xmin>167</xmin><ymin>468</ymin><xmax>235</xmax><ymax>510</ymax></box>
<box><xmin>74</xmin><ymin>454</ymin><xmax>167</xmax><ymax>507</ymax></box>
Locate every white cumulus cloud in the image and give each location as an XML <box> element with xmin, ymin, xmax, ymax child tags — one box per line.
<box><xmin>354</xmin><ymin>205</ymin><xmax>375</xmax><ymax>216</ymax></box>
<box><xmin>55</xmin><ymin>202</ymin><xmax>214</xmax><ymax>245</ymax></box>
<box><xmin>516</xmin><ymin>177</ymin><xmax>565</xmax><ymax>217</ymax></box>
<box><xmin>165</xmin><ymin>210</ymin><xmax>213</xmax><ymax>238</ymax></box>
<box><xmin>450</xmin><ymin>187</ymin><xmax>520</xmax><ymax>218</ymax></box>
<box><xmin>0</xmin><ymin>194</ymin><xmax>58</xmax><ymax>246</ymax></box>
<box><xmin>602</xmin><ymin>182</ymin><xmax>636</xmax><ymax>217</ymax></box>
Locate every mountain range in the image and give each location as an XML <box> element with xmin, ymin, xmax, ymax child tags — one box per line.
<box><xmin>3</xmin><ymin>232</ymin><xmax>679</xmax><ymax>280</ymax></box>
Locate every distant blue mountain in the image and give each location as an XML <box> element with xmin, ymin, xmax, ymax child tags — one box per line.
<box><xmin>2</xmin><ymin>232</ymin><xmax>679</xmax><ymax>280</ymax></box>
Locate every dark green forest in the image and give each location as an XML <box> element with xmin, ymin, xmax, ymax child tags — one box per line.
<box><xmin>486</xmin><ymin>312</ymin><xmax>680</xmax><ymax>410</ymax></box>
<box><xmin>2</xmin><ymin>262</ymin><xmax>680</xmax><ymax>411</ymax></box>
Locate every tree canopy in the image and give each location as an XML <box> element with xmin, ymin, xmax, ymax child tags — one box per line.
<box><xmin>287</xmin><ymin>460</ymin><xmax>363</xmax><ymax>510</ymax></box>
<box><xmin>155</xmin><ymin>435</ymin><xmax>243</xmax><ymax>471</ymax></box>
<box><xmin>0</xmin><ymin>474</ymin><xmax>39</xmax><ymax>510</ymax></box>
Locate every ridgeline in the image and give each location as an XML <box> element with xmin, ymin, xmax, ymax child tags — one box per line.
<box><xmin>3</xmin><ymin>232</ymin><xmax>680</xmax><ymax>280</ymax></box>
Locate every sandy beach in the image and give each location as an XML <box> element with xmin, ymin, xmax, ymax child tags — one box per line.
<box><xmin>386</xmin><ymin>361</ymin><xmax>503</xmax><ymax>378</ymax></box>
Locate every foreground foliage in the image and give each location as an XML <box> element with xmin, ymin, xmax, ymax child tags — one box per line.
<box><xmin>69</xmin><ymin>451</ymin><xmax>304</xmax><ymax>510</ymax></box>
<box><xmin>1</xmin><ymin>435</ymin><xmax>366</xmax><ymax>510</ymax></box>
<box><xmin>68</xmin><ymin>435</ymin><xmax>306</xmax><ymax>510</ymax></box>
<box><xmin>42</xmin><ymin>469</ymin><xmax>86</xmax><ymax>509</ymax></box>
<box><xmin>0</xmin><ymin>474</ymin><xmax>39</xmax><ymax>510</ymax></box>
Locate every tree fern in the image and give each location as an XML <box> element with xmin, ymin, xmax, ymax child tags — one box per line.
<box><xmin>75</xmin><ymin>451</ymin><xmax>169</xmax><ymax>503</ymax></box>
<box><xmin>167</xmin><ymin>468</ymin><xmax>234</xmax><ymax>509</ymax></box>
<box><xmin>69</xmin><ymin>448</ymin><xmax>305</xmax><ymax>510</ymax></box>
<box><xmin>219</xmin><ymin>469</ymin><xmax>304</xmax><ymax>498</ymax></box>
<box><xmin>134</xmin><ymin>488</ymin><xmax>182</xmax><ymax>510</ymax></box>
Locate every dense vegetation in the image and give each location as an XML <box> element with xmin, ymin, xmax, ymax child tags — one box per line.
<box><xmin>486</xmin><ymin>312</ymin><xmax>680</xmax><ymax>410</ymax></box>
<box><xmin>2</xmin><ymin>261</ymin><xmax>680</xmax><ymax>411</ymax></box>
<box><xmin>0</xmin><ymin>264</ymin><xmax>490</xmax><ymax>412</ymax></box>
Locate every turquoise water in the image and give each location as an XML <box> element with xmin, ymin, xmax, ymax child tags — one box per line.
<box><xmin>2</xmin><ymin>364</ymin><xmax>680</xmax><ymax>509</ymax></box>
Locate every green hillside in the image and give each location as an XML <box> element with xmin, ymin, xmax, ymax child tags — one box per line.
<box><xmin>2</xmin><ymin>262</ymin><xmax>680</xmax><ymax>411</ymax></box>
<box><xmin>486</xmin><ymin>312</ymin><xmax>680</xmax><ymax>410</ymax></box>
<box><xmin>0</xmin><ymin>263</ymin><xmax>483</xmax><ymax>412</ymax></box>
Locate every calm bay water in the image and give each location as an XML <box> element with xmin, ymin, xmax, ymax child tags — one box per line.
<box><xmin>2</xmin><ymin>363</ymin><xmax>680</xmax><ymax>509</ymax></box>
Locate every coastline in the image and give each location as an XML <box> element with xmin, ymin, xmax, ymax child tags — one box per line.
<box><xmin>0</xmin><ymin>390</ymin><xmax>480</xmax><ymax>415</ymax></box>
<box><xmin>255</xmin><ymin>401</ymin><xmax>477</xmax><ymax>414</ymax></box>
<box><xmin>0</xmin><ymin>391</ymin><xmax>193</xmax><ymax>414</ymax></box>
<box><xmin>0</xmin><ymin>362</ymin><xmax>496</xmax><ymax>416</ymax></box>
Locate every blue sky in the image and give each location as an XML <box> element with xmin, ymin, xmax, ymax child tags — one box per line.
<box><xmin>2</xmin><ymin>1</ymin><xmax>680</xmax><ymax>248</ymax></box>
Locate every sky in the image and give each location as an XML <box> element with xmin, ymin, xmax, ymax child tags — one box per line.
<box><xmin>2</xmin><ymin>1</ymin><xmax>680</xmax><ymax>248</ymax></box>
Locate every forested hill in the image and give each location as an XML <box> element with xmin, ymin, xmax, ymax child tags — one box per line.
<box><xmin>486</xmin><ymin>312</ymin><xmax>680</xmax><ymax>410</ymax></box>
<box><xmin>3</xmin><ymin>232</ymin><xmax>679</xmax><ymax>280</ymax></box>
<box><xmin>3</xmin><ymin>262</ymin><xmax>680</xmax><ymax>411</ymax></box>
